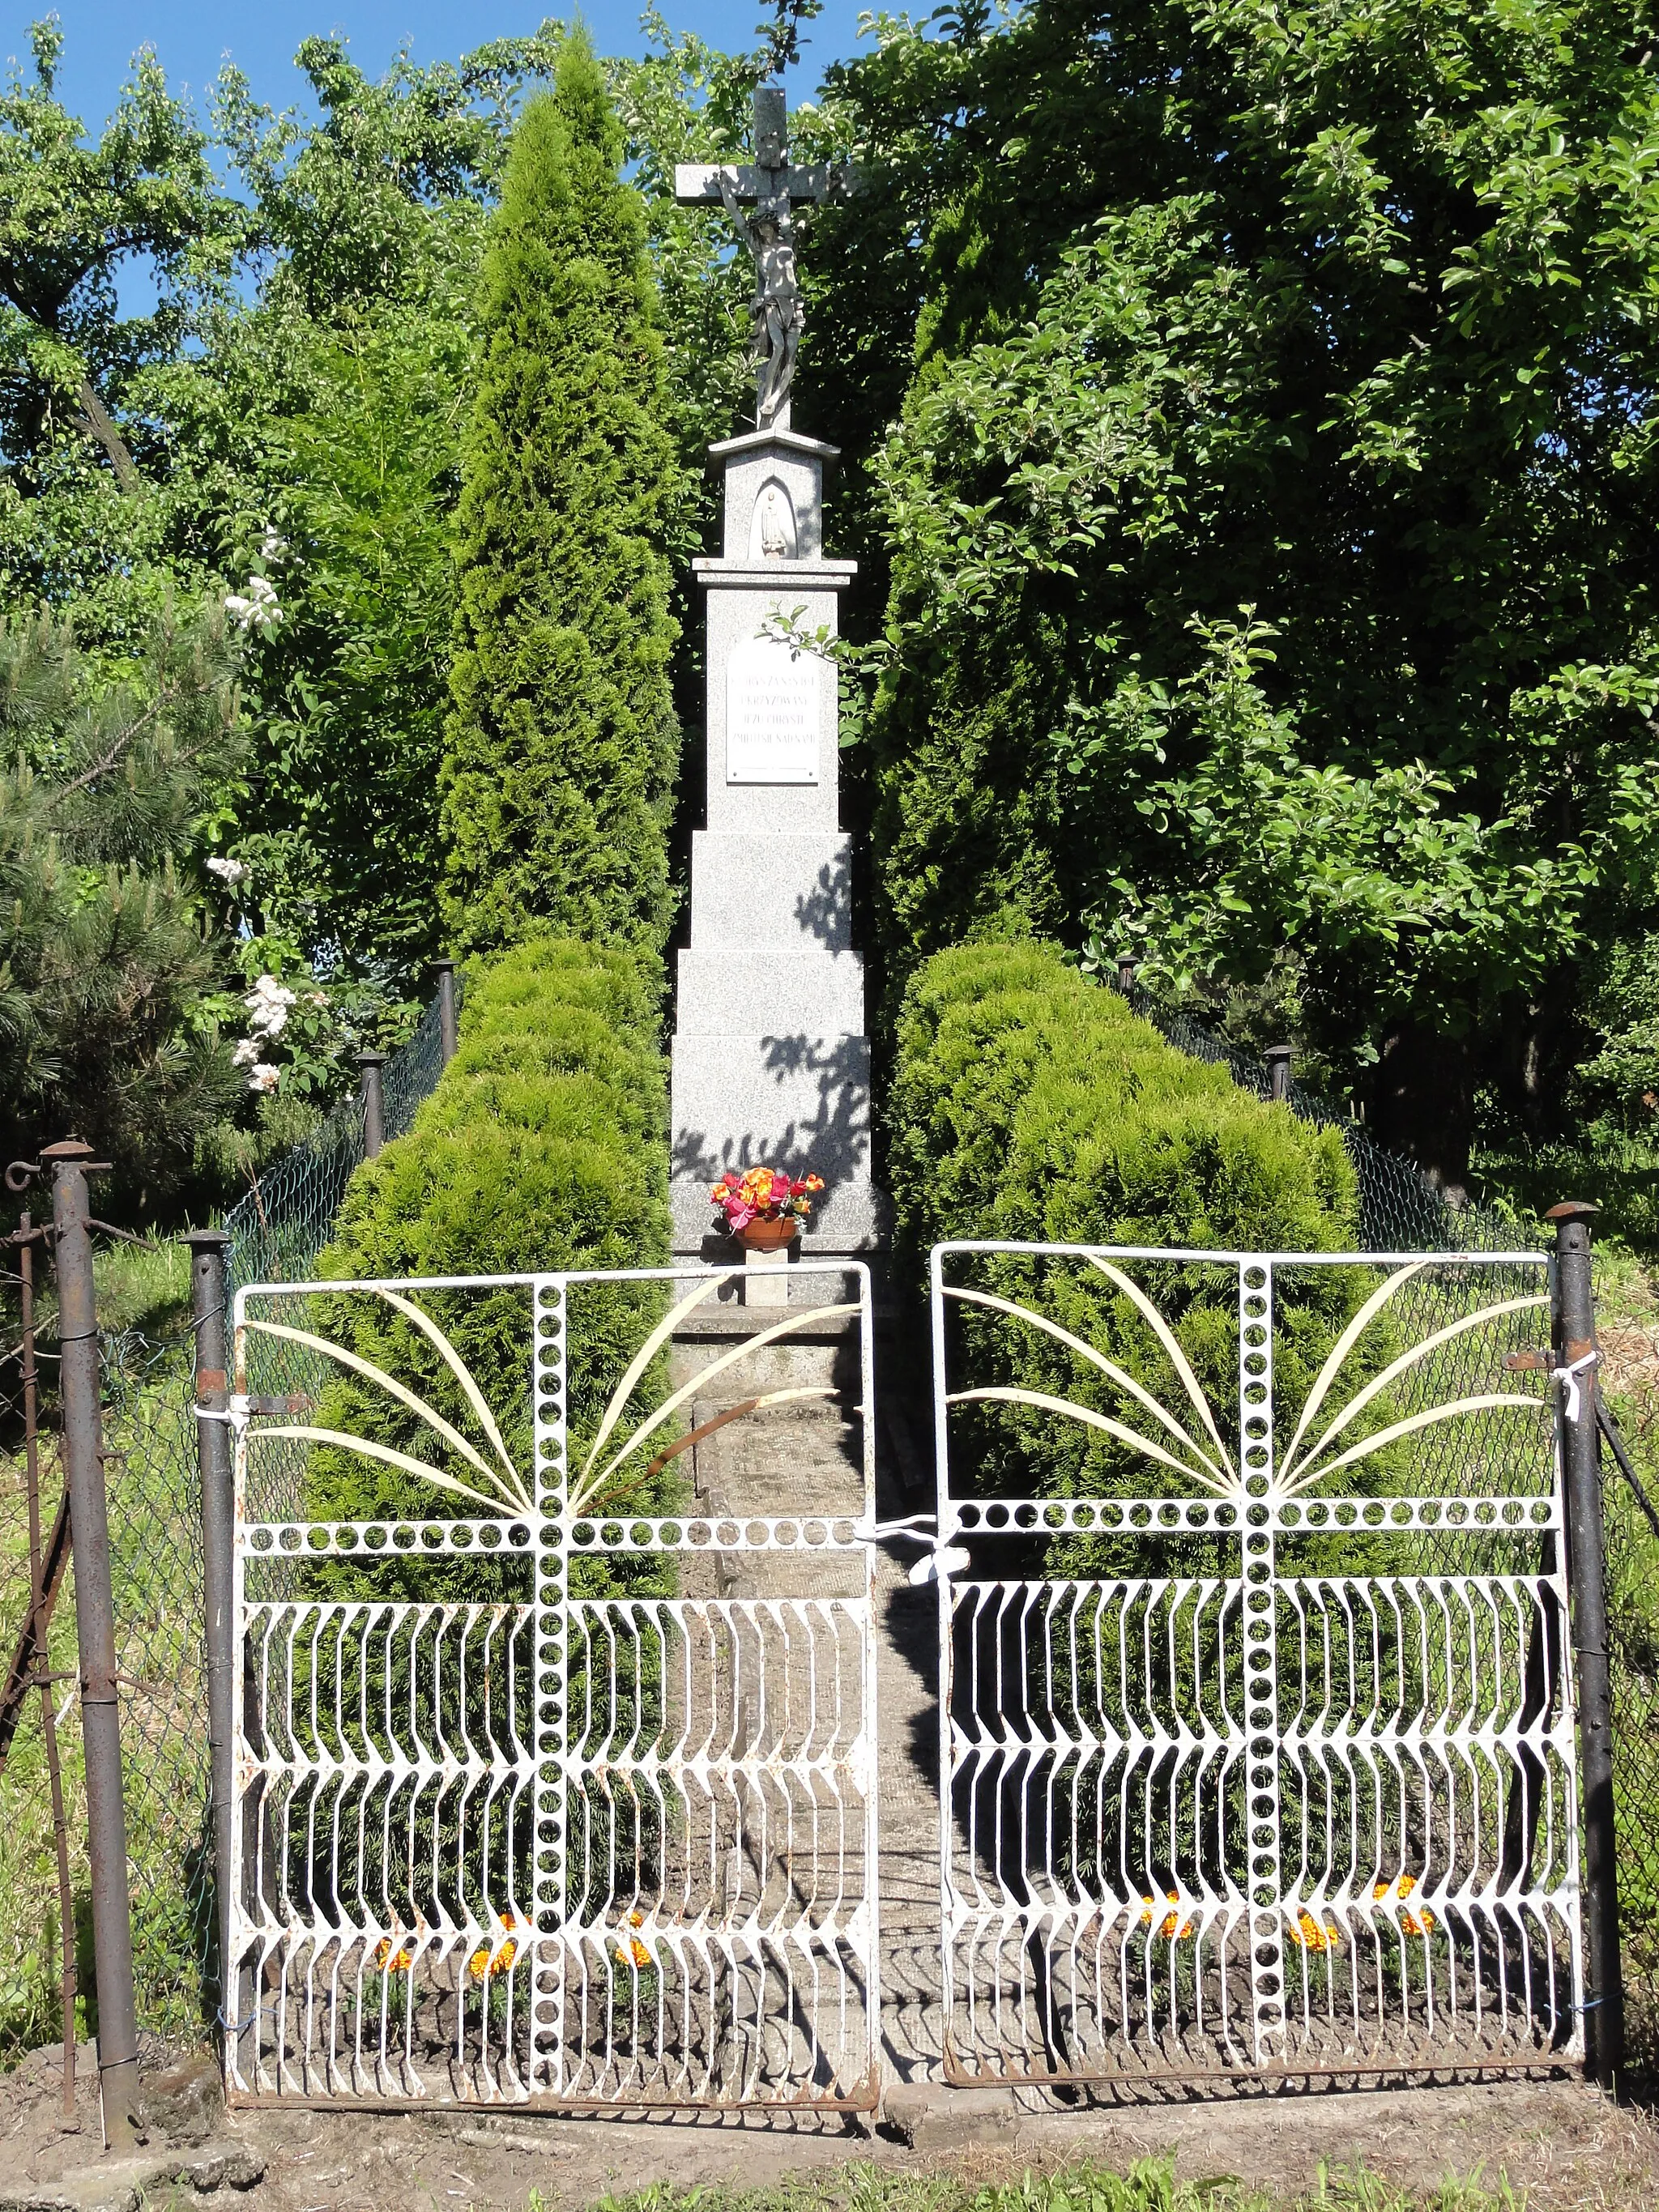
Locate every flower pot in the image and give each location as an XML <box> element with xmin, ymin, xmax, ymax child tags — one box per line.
<box><xmin>736</xmin><ymin>1216</ymin><xmax>799</xmax><ymax>1253</ymax></box>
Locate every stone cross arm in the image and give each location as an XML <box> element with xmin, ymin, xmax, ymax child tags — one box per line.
<box><xmin>672</xmin><ymin>160</ymin><xmax>858</xmax><ymax>210</ymax></box>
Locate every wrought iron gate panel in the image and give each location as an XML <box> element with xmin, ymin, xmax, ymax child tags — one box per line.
<box><xmin>225</xmin><ymin>1264</ymin><xmax>878</xmax><ymax>2110</ymax></box>
<box><xmin>929</xmin><ymin>1242</ymin><xmax>1581</xmax><ymax>2086</ymax></box>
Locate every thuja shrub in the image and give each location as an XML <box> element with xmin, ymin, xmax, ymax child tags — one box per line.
<box><xmin>441</xmin><ymin>29</ymin><xmax>686</xmax><ymax>963</ymax></box>
<box><xmin>302</xmin><ymin>934</ymin><xmax>672</xmax><ymax>1584</ymax></box>
<box><xmin>889</xmin><ymin>940</ymin><xmax>1359</xmax><ymax>1519</ymax></box>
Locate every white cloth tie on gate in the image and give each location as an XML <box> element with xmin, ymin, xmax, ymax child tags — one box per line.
<box><xmin>194</xmin><ymin>1393</ymin><xmax>250</xmax><ymax>1437</ymax></box>
<box><xmin>1551</xmin><ymin>1349</ymin><xmax>1600</xmax><ymax>1425</ymax></box>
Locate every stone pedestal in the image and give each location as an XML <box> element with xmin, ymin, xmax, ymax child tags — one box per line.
<box><xmin>670</xmin><ymin>428</ymin><xmax>883</xmax><ymax>1263</ymax></box>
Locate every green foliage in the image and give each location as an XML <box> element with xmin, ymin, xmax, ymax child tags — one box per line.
<box><xmin>586</xmin><ymin>2157</ymin><xmax>1529</xmax><ymax>2212</ymax></box>
<box><xmin>608</xmin><ymin>10</ymin><xmax>761</xmax><ymax>491</ymax></box>
<box><xmin>889</xmin><ymin>941</ymin><xmax>1357</xmax><ymax>1509</ymax></box>
<box><xmin>206</xmin><ymin>30</ymin><xmax>565</xmax><ymax>990</ymax></box>
<box><xmin>215</xmin><ymin>31</ymin><xmax>561</xmax><ymax>319</ymax></box>
<box><xmin>308</xmin><ymin>936</ymin><xmax>672</xmax><ymax>1577</ymax></box>
<box><xmin>0</xmin><ymin>19</ymin><xmax>247</xmax><ymax>640</ymax></box>
<box><xmin>801</xmin><ymin>0</ymin><xmax>1659</xmax><ymax>1191</ymax></box>
<box><xmin>0</xmin><ymin>599</ymin><xmax>246</xmax><ymax>1214</ymax></box>
<box><xmin>441</xmin><ymin>32</ymin><xmax>689</xmax><ymax>965</ymax></box>
<box><xmin>892</xmin><ymin>940</ymin><xmax>1356</xmax><ymax>1259</ymax></box>
<box><xmin>234</xmin><ymin>301</ymin><xmax>469</xmax><ymax>976</ymax></box>
<box><xmin>0</xmin><ymin>24</ymin><xmax>563</xmax><ymax>999</ymax></box>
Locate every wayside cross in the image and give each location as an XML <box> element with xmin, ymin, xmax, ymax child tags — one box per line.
<box><xmin>675</xmin><ymin>86</ymin><xmax>856</xmax><ymax>431</ymax></box>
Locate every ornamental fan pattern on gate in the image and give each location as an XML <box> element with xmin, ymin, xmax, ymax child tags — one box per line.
<box><xmin>929</xmin><ymin>1243</ymin><xmax>1581</xmax><ymax>2085</ymax></box>
<box><xmin>225</xmin><ymin>1264</ymin><xmax>879</xmax><ymax>2111</ymax></box>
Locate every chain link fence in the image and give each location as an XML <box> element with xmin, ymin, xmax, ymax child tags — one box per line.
<box><xmin>1115</xmin><ymin>980</ymin><xmax>1528</xmax><ymax>1255</ymax></box>
<box><xmin>0</xmin><ymin>985</ymin><xmax>456</xmax><ymax>2064</ymax></box>
<box><xmin>223</xmin><ymin>985</ymin><xmax>451</xmax><ymax>1296</ymax></box>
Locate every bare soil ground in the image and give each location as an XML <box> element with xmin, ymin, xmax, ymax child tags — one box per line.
<box><xmin>2</xmin><ymin>2046</ymin><xmax>1658</xmax><ymax>2212</ymax></box>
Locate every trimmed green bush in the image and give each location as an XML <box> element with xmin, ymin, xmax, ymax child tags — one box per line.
<box><xmin>440</xmin><ymin>30</ymin><xmax>685</xmax><ymax>962</ymax></box>
<box><xmin>304</xmin><ymin>936</ymin><xmax>672</xmax><ymax>1573</ymax></box>
<box><xmin>889</xmin><ymin>940</ymin><xmax>1359</xmax><ymax>1515</ymax></box>
<box><xmin>892</xmin><ymin>940</ymin><xmax>1355</xmax><ymax>1252</ymax></box>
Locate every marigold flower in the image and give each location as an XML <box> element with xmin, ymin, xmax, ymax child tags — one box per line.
<box><xmin>466</xmin><ymin>1913</ymin><xmax>523</xmax><ymax>1981</ymax></box>
<box><xmin>1139</xmin><ymin>1889</ymin><xmax>1194</xmax><ymax>1940</ymax></box>
<box><xmin>373</xmin><ymin>1937</ymin><xmax>415</xmax><ymax>1973</ymax></box>
<box><xmin>614</xmin><ymin>1909</ymin><xmax>651</xmax><ymax>1969</ymax></box>
<box><xmin>1373</xmin><ymin>1875</ymin><xmax>1435</xmax><ymax>1936</ymax></box>
<box><xmin>1287</xmin><ymin>1908</ymin><xmax>1340</xmax><ymax>1952</ymax></box>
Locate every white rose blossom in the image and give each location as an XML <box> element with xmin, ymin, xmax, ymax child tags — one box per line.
<box><xmin>246</xmin><ymin>1062</ymin><xmax>280</xmax><ymax>1094</ymax></box>
<box><xmin>225</xmin><ymin>573</ymin><xmax>284</xmax><ymax>633</ymax></box>
<box><xmin>244</xmin><ymin>974</ymin><xmax>298</xmax><ymax>1040</ymax></box>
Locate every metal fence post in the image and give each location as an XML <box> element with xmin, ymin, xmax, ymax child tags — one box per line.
<box><xmin>182</xmin><ymin>1230</ymin><xmax>235</xmax><ymax>2047</ymax></box>
<box><xmin>44</xmin><ymin>1139</ymin><xmax>142</xmax><ymax>2149</ymax></box>
<box><xmin>1265</xmin><ymin>1045</ymin><xmax>1293</xmax><ymax>1102</ymax></box>
<box><xmin>1548</xmin><ymin>1197</ymin><xmax>1624</xmax><ymax>2085</ymax></box>
<box><xmin>435</xmin><ymin>959</ymin><xmax>458</xmax><ymax>1067</ymax></box>
<box><xmin>356</xmin><ymin>1051</ymin><xmax>386</xmax><ymax>1160</ymax></box>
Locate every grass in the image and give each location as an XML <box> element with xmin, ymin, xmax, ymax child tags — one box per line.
<box><xmin>0</xmin><ymin>1326</ymin><xmax>210</xmax><ymax>2066</ymax></box>
<box><xmin>568</xmin><ymin>2163</ymin><xmax>1524</xmax><ymax>2212</ymax></box>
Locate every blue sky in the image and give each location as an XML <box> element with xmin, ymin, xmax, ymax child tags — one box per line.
<box><xmin>17</xmin><ymin>2</ymin><xmax>875</xmax><ymax>133</ymax></box>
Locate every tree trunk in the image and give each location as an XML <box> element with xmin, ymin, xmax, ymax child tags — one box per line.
<box><xmin>73</xmin><ymin>379</ymin><xmax>140</xmax><ymax>495</ymax></box>
<box><xmin>1371</xmin><ymin>1020</ymin><xmax>1473</xmax><ymax>1203</ymax></box>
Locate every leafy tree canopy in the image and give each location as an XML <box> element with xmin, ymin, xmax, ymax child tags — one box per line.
<box><xmin>802</xmin><ymin>0</ymin><xmax>1659</xmax><ymax>1192</ymax></box>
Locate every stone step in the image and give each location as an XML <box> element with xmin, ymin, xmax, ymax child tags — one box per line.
<box><xmin>667</xmin><ymin>1315</ymin><xmax>953</xmax><ymax>2082</ymax></box>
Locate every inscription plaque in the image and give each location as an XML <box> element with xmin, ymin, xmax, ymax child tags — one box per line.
<box><xmin>727</xmin><ymin>633</ymin><xmax>818</xmax><ymax>784</ymax></box>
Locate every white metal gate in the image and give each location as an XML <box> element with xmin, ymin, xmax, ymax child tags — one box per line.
<box><xmin>224</xmin><ymin>1263</ymin><xmax>879</xmax><ymax>2110</ymax></box>
<box><xmin>928</xmin><ymin>1242</ymin><xmax>1582</xmax><ymax>2086</ymax></box>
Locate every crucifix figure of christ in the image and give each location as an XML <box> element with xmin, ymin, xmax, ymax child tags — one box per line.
<box><xmin>675</xmin><ymin>86</ymin><xmax>856</xmax><ymax>432</ymax></box>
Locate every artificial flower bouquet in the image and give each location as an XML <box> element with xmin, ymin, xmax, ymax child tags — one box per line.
<box><xmin>710</xmin><ymin>1164</ymin><xmax>825</xmax><ymax>1234</ymax></box>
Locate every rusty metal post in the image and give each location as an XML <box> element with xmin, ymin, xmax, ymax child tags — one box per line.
<box><xmin>182</xmin><ymin>1230</ymin><xmax>235</xmax><ymax>2041</ymax></box>
<box><xmin>1266</xmin><ymin>1044</ymin><xmax>1293</xmax><ymax>1102</ymax></box>
<box><xmin>45</xmin><ymin>1140</ymin><xmax>141</xmax><ymax>2149</ymax></box>
<box><xmin>1548</xmin><ymin>1198</ymin><xmax>1624</xmax><ymax>2085</ymax></box>
<box><xmin>19</xmin><ymin>1211</ymin><xmax>78</xmax><ymax>2121</ymax></box>
<box><xmin>356</xmin><ymin>1051</ymin><xmax>386</xmax><ymax>1160</ymax></box>
<box><xmin>435</xmin><ymin>960</ymin><xmax>458</xmax><ymax>1067</ymax></box>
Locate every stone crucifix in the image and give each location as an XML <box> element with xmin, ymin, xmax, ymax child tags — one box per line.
<box><xmin>675</xmin><ymin>86</ymin><xmax>856</xmax><ymax>432</ymax></box>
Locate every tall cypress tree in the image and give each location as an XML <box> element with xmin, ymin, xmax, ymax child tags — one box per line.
<box><xmin>441</xmin><ymin>31</ymin><xmax>683</xmax><ymax>961</ymax></box>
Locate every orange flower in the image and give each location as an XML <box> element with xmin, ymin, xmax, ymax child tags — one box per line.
<box><xmin>613</xmin><ymin>1909</ymin><xmax>651</xmax><ymax>1970</ymax></box>
<box><xmin>373</xmin><ymin>1937</ymin><xmax>415</xmax><ymax>1973</ymax></box>
<box><xmin>466</xmin><ymin>1912</ymin><xmax>523</xmax><ymax>1982</ymax></box>
<box><xmin>1373</xmin><ymin>1875</ymin><xmax>1435</xmax><ymax>1936</ymax></box>
<box><xmin>1139</xmin><ymin>1889</ymin><xmax>1194</xmax><ymax>1940</ymax></box>
<box><xmin>1287</xmin><ymin>1908</ymin><xmax>1341</xmax><ymax>1952</ymax></box>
